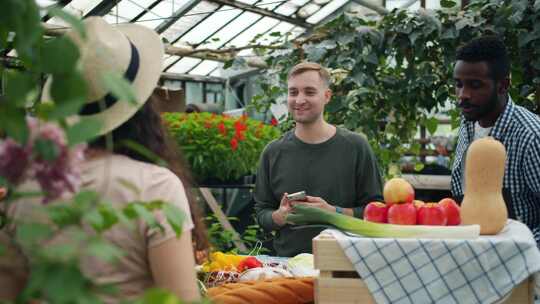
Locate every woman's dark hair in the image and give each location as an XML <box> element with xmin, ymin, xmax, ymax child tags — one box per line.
<box><xmin>89</xmin><ymin>94</ymin><xmax>209</xmax><ymax>253</ymax></box>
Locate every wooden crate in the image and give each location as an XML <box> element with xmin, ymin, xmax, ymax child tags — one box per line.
<box><xmin>312</xmin><ymin>233</ymin><xmax>534</xmax><ymax>304</ymax></box>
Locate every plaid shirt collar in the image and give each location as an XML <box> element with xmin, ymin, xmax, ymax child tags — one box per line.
<box><xmin>462</xmin><ymin>96</ymin><xmax>515</xmax><ymax>142</ymax></box>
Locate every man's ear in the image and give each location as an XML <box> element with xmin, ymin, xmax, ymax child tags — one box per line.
<box><xmin>324</xmin><ymin>89</ymin><xmax>332</xmax><ymax>104</ymax></box>
<box><xmin>497</xmin><ymin>78</ymin><xmax>510</xmax><ymax>95</ymax></box>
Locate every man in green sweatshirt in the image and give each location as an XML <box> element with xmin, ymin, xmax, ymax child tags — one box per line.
<box><xmin>254</xmin><ymin>62</ymin><xmax>384</xmax><ymax>257</ymax></box>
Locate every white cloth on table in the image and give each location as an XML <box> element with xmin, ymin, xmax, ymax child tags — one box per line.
<box><xmin>326</xmin><ymin>220</ymin><xmax>540</xmax><ymax>304</ymax></box>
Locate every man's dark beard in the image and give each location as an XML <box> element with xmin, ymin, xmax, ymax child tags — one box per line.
<box><xmin>461</xmin><ymin>88</ymin><xmax>499</xmax><ymax>121</ymax></box>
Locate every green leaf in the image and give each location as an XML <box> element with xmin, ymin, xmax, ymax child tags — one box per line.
<box><xmin>73</xmin><ymin>190</ymin><xmax>99</xmax><ymax>207</ymax></box>
<box><xmin>87</xmin><ymin>239</ymin><xmax>124</xmax><ymax>263</ymax></box>
<box><xmin>440</xmin><ymin>0</ymin><xmax>456</xmax><ymax>8</ymax></box>
<box><xmin>123</xmin><ymin>203</ymin><xmax>162</xmax><ymax>231</ymax></box>
<box><xmin>66</xmin><ymin>118</ymin><xmax>102</xmax><ymax>146</ymax></box>
<box><xmin>410</xmin><ymin>142</ymin><xmax>422</xmax><ymax>154</ymax></box>
<box><xmin>47</xmin><ymin>204</ymin><xmax>82</xmax><ymax>227</ymax></box>
<box><xmin>365</xmin><ymin>52</ymin><xmax>378</xmax><ymax>65</ymax></box>
<box><xmin>325</xmin><ymin>98</ymin><xmax>346</xmax><ymax>113</ymax></box>
<box><xmin>9</xmin><ymin>0</ymin><xmax>42</xmax><ymax>60</ymax></box>
<box><xmin>49</xmin><ymin>72</ymin><xmax>87</xmax><ymax>118</ymax></box>
<box><xmin>137</xmin><ymin>288</ymin><xmax>181</xmax><ymax>304</ymax></box>
<box><xmin>16</xmin><ymin>223</ymin><xmax>53</xmax><ymax>246</ymax></box>
<box><xmin>0</xmin><ymin>29</ymin><xmax>8</xmax><ymax>50</ymax></box>
<box><xmin>101</xmin><ymin>72</ymin><xmax>137</xmax><ymax>106</ymax></box>
<box><xmin>337</xmin><ymin>32</ymin><xmax>355</xmax><ymax>45</ymax></box>
<box><xmin>304</xmin><ymin>44</ymin><xmax>326</xmax><ymax>61</ymax></box>
<box><xmin>163</xmin><ymin>204</ymin><xmax>186</xmax><ymax>237</ymax></box>
<box><xmin>84</xmin><ymin>209</ymin><xmax>104</xmax><ymax>231</ymax></box>
<box><xmin>319</xmin><ymin>40</ymin><xmax>337</xmax><ymax>50</ymax></box>
<box><xmin>132</xmin><ymin>204</ymin><xmax>161</xmax><ymax>231</ymax></box>
<box><xmin>518</xmin><ymin>32</ymin><xmax>538</xmax><ymax>47</ymax></box>
<box><xmin>223</xmin><ymin>59</ymin><xmax>234</xmax><ymax>69</ymax></box>
<box><xmin>0</xmin><ymin>106</ymin><xmax>28</xmax><ymax>144</ymax></box>
<box><xmin>33</xmin><ymin>138</ymin><xmax>60</xmax><ymax>161</ymax></box>
<box><xmin>84</xmin><ymin>202</ymin><xmax>123</xmax><ymax>232</ymax></box>
<box><xmin>535</xmin><ymin>0</ymin><xmax>540</xmax><ymax>11</ymax></box>
<box><xmin>5</xmin><ymin>71</ymin><xmax>36</xmax><ymax>107</ymax></box>
<box><xmin>47</xmin><ymin>7</ymin><xmax>86</xmax><ymax>39</ymax></box>
<box><xmin>414</xmin><ymin>162</ymin><xmax>425</xmax><ymax>172</ymax></box>
<box><xmin>41</xmin><ymin>36</ymin><xmax>80</xmax><ymax>74</ymax></box>
<box><xmin>425</xmin><ymin>117</ymin><xmax>438</xmax><ymax>135</ymax></box>
<box><xmin>43</xmin><ymin>243</ymin><xmax>78</xmax><ymax>261</ymax></box>
<box><xmin>441</xmin><ymin>27</ymin><xmax>457</xmax><ymax>39</ymax></box>
<box><xmin>455</xmin><ymin>18</ymin><xmax>471</xmax><ymax>31</ymax></box>
<box><xmin>30</xmin><ymin>263</ymin><xmax>93</xmax><ymax>304</ymax></box>
<box><xmin>509</xmin><ymin>11</ymin><xmax>524</xmax><ymax>24</ymax></box>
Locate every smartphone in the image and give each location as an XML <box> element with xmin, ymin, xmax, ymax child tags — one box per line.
<box><xmin>287</xmin><ymin>191</ymin><xmax>306</xmax><ymax>201</ymax></box>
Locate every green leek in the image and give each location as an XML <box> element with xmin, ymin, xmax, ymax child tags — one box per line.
<box><xmin>286</xmin><ymin>205</ymin><xmax>480</xmax><ymax>239</ymax></box>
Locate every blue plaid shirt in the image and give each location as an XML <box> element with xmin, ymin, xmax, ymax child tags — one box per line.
<box><xmin>451</xmin><ymin>98</ymin><xmax>540</xmax><ymax>244</ymax></box>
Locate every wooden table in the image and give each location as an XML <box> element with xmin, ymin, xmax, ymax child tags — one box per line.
<box><xmin>312</xmin><ymin>233</ymin><xmax>534</xmax><ymax>304</ymax></box>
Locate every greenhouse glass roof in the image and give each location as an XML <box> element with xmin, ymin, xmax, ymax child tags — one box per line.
<box><xmin>40</xmin><ymin>0</ymin><xmax>457</xmax><ymax>77</ymax></box>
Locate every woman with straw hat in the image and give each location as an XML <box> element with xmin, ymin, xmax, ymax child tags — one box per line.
<box><xmin>2</xmin><ymin>17</ymin><xmax>206</xmax><ymax>302</ymax></box>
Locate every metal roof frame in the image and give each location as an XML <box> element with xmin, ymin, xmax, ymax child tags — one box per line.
<box><xmin>155</xmin><ymin>0</ymin><xmax>203</xmax><ymax>33</ymax></box>
<box><xmin>39</xmin><ymin>0</ymin><xmax>433</xmax><ymax>78</ymax></box>
<box><xmin>85</xmin><ymin>0</ymin><xmax>123</xmax><ymax>17</ymax></box>
<box><xmin>206</xmin><ymin>0</ymin><xmax>310</xmax><ymax>28</ymax></box>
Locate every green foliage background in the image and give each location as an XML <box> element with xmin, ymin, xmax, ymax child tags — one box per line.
<box><xmin>251</xmin><ymin>0</ymin><xmax>540</xmax><ymax>174</ymax></box>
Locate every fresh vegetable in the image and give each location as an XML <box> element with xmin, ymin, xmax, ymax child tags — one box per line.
<box><xmin>237</xmin><ymin>256</ymin><xmax>263</xmax><ymax>272</ymax></box>
<box><xmin>286</xmin><ymin>205</ymin><xmax>480</xmax><ymax>239</ymax></box>
<box><xmin>201</xmin><ymin>251</ymin><xmax>246</xmax><ymax>272</ymax></box>
<box><xmin>287</xmin><ymin>253</ymin><xmax>319</xmax><ymax>277</ymax></box>
<box><xmin>287</xmin><ymin>253</ymin><xmax>314</xmax><ymax>269</ymax></box>
<box><xmin>460</xmin><ymin>137</ymin><xmax>508</xmax><ymax>235</ymax></box>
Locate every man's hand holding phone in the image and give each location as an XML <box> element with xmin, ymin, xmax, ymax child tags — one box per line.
<box><xmin>272</xmin><ymin>193</ymin><xmax>293</xmax><ymax>227</ymax></box>
<box><xmin>273</xmin><ymin>191</ymin><xmax>336</xmax><ymax>226</ymax></box>
<box><xmin>286</xmin><ymin>191</ymin><xmax>306</xmax><ymax>201</ymax></box>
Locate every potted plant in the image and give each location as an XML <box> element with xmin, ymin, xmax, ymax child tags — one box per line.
<box><xmin>163</xmin><ymin>112</ymin><xmax>280</xmax><ymax>184</ymax></box>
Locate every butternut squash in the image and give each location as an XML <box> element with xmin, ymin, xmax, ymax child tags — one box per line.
<box><xmin>460</xmin><ymin>137</ymin><xmax>508</xmax><ymax>235</ymax></box>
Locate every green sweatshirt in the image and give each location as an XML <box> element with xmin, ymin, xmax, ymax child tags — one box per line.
<box><xmin>254</xmin><ymin>127</ymin><xmax>383</xmax><ymax>257</ymax></box>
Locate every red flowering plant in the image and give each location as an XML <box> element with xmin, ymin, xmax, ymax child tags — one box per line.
<box><xmin>163</xmin><ymin>112</ymin><xmax>280</xmax><ymax>183</ymax></box>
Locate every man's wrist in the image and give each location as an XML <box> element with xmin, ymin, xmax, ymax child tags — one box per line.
<box><xmin>272</xmin><ymin>209</ymin><xmax>287</xmax><ymax>227</ymax></box>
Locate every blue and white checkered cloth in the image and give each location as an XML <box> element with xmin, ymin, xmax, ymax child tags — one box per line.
<box><xmin>327</xmin><ymin>220</ymin><xmax>540</xmax><ymax>304</ymax></box>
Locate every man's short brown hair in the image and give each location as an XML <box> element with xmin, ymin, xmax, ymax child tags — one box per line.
<box><xmin>287</xmin><ymin>62</ymin><xmax>331</xmax><ymax>87</ymax></box>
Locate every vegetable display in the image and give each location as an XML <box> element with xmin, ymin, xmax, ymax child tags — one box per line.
<box><xmin>287</xmin><ymin>204</ymin><xmax>480</xmax><ymax>239</ymax></box>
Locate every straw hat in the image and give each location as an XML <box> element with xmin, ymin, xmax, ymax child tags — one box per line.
<box><xmin>42</xmin><ymin>17</ymin><xmax>164</xmax><ymax>136</ymax></box>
